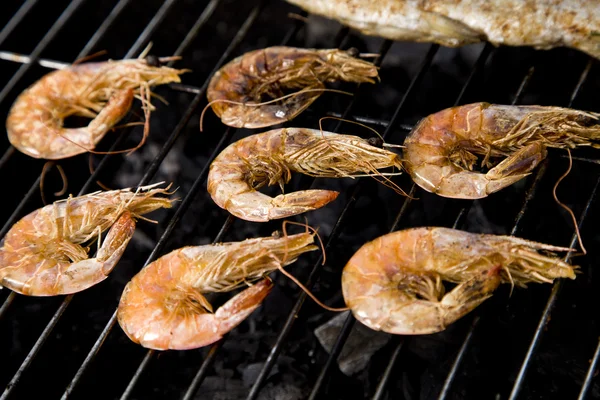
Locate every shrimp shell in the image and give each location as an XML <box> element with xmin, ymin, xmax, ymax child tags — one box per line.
<box><xmin>342</xmin><ymin>227</ymin><xmax>577</xmax><ymax>335</ymax></box>
<box><xmin>117</xmin><ymin>231</ymin><xmax>318</xmax><ymax>350</ymax></box>
<box><xmin>0</xmin><ymin>183</ymin><xmax>175</xmax><ymax>296</ymax></box>
<box><xmin>207</xmin><ymin>127</ymin><xmax>403</xmax><ymax>222</ymax></box>
<box><xmin>206</xmin><ymin>46</ymin><xmax>379</xmax><ymax>128</ymax></box>
<box><xmin>403</xmin><ymin>102</ymin><xmax>600</xmax><ymax>199</ymax></box>
<box><xmin>6</xmin><ymin>57</ymin><xmax>187</xmax><ymax>160</ymax></box>
<box><xmin>285</xmin><ymin>0</ymin><xmax>600</xmax><ymax>60</ymax></box>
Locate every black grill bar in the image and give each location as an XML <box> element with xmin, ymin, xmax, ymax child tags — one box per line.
<box><xmin>0</xmin><ymin>0</ymin><xmax>234</xmax><ymax>396</ymax></box>
<box><xmin>578</xmin><ymin>338</ymin><xmax>600</xmax><ymax>399</ymax></box>
<box><xmin>371</xmin><ymin>339</ymin><xmax>403</xmax><ymax>400</ymax></box>
<box><xmin>0</xmin><ymin>0</ymin><xmax>39</xmax><ymax>46</ymax></box>
<box><xmin>309</xmin><ymin>41</ymin><xmax>496</xmax><ymax>399</ymax></box>
<box><xmin>175</xmin><ymin>16</ymin><xmax>308</xmax><ymax>400</ymax></box>
<box><xmin>244</xmin><ymin>37</ymin><xmax>396</xmax><ymax>400</ymax></box>
<box><xmin>307</xmin><ymin>312</ymin><xmax>356</xmax><ymax>400</ymax></box>
<box><xmin>123</xmin><ymin>0</ymin><xmax>178</xmax><ymax>59</ymax></box>
<box><xmin>75</xmin><ymin>0</ymin><xmax>132</xmax><ymax>60</ymax></box>
<box><xmin>0</xmin><ymin>0</ymin><xmax>138</xmax><ymax>323</ymax></box>
<box><xmin>510</xmin><ymin>174</ymin><xmax>599</xmax><ymax>400</ymax></box>
<box><xmin>60</xmin><ymin>4</ymin><xmax>264</xmax><ymax>397</ymax></box>
<box><xmin>436</xmin><ymin>63</ymin><xmax>537</xmax><ymax>400</ymax></box>
<box><xmin>0</xmin><ymin>0</ymin><xmax>86</xmax><ymax>106</ymax></box>
<box><xmin>437</xmin><ymin>58</ymin><xmax>594</xmax><ymax>400</ymax></box>
<box><xmin>306</xmin><ymin>42</ymin><xmax>450</xmax><ymax>399</ymax></box>
<box><xmin>180</xmin><ymin>22</ymin><xmax>356</xmax><ymax>400</ymax></box>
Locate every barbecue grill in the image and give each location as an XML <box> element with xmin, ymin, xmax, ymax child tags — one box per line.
<box><xmin>1</xmin><ymin>1</ymin><xmax>599</xmax><ymax>399</ymax></box>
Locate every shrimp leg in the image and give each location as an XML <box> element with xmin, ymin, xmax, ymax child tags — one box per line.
<box><xmin>58</xmin><ymin>211</ymin><xmax>137</xmax><ymax>294</ymax></box>
<box><xmin>485</xmin><ymin>142</ymin><xmax>547</xmax><ymax>189</ymax></box>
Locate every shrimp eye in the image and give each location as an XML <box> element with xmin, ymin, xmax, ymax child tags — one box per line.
<box><xmin>145</xmin><ymin>55</ymin><xmax>161</xmax><ymax>67</ymax></box>
<box><xmin>271</xmin><ymin>230</ymin><xmax>282</xmax><ymax>238</ymax></box>
<box><xmin>346</xmin><ymin>47</ymin><xmax>359</xmax><ymax>57</ymax></box>
<box><xmin>367</xmin><ymin>137</ymin><xmax>383</xmax><ymax>147</ymax></box>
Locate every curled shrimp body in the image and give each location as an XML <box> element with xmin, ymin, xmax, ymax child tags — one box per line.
<box><xmin>207</xmin><ymin>128</ymin><xmax>403</xmax><ymax>222</ymax></box>
<box><xmin>0</xmin><ymin>183</ymin><xmax>174</xmax><ymax>296</ymax></box>
<box><xmin>403</xmin><ymin>102</ymin><xmax>600</xmax><ymax>199</ymax></box>
<box><xmin>6</xmin><ymin>56</ymin><xmax>187</xmax><ymax>160</ymax></box>
<box><xmin>342</xmin><ymin>227</ymin><xmax>576</xmax><ymax>335</ymax></box>
<box><xmin>206</xmin><ymin>46</ymin><xmax>379</xmax><ymax>128</ymax></box>
<box><xmin>117</xmin><ymin>231</ymin><xmax>318</xmax><ymax>350</ymax></box>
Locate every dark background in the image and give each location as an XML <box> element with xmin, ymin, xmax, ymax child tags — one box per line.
<box><xmin>0</xmin><ymin>0</ymin><xmax>599</xmax><ymax>399</ymax></box>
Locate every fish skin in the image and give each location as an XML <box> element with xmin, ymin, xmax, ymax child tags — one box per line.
<box><xmin>285</xmin><ymin>0</ymin><xmax>600</xmax><ymax>59</ymax></box>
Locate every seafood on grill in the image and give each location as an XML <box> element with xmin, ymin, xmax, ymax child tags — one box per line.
<box><xmin>117</xmin><ymin>229</ymin><xmax>318</xmax><ymax>350</ymax></box>
<box><xmin>205</xmin><ymin>46</ymin><xmax>379</xmax><ymax>129</ymax></box>
<box><xmin>6</xmin><ymin>54</ymin><xmax>188</xmax><ymax>160</ymax></box>
<box><xmin>0</xmin><ymin>183</ymin><xmax>175</xmax><ymax>296</ymax></box>
<box><xmin>207</xmin><ymin>127</ymin><xmax>403</xmax><ymax>222</ymax></box>
<box><xmin>342</xmin><ymin>227</ymin><xmax>577</xmax><ymax>335</ymax></box>
<box><xmin>403</xmin><ymin>102</ymin><xmax>600</xmax><ymax>199</ymax></box>
<box><xmin>285</xmin><ymin>0</ymin><xmax>600</xmax><ymax>60</ymax></box>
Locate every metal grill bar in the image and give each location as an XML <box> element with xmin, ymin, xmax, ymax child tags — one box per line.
<box><xmin>511</xmin><ymin>175</ymin><xmax>599</xmax><ymax>400</ymax></box>
<box><xmin>309</xmin><ymin>41</ymin><xmax>495</xmax><ymax>399</ymax></box>
<box><xmin>306</xmin><ymin>42</ymin><xmax>451</xmax><ymax>399</ymax></box>
<box><xmin>60</xmin><ymin>4</ymin><xmax>264</xmax><ymax>397</ymax></box>
<box><xmin>0</xmin><ymin>0</ymin><xmax>186</xmax><ymax>323</ymax></box>
<box><xmin>244</xmin><ymin>37</ymin><xmax>396</xmax><ymax>400</ymax></box>
<box><xmin>123</xmin><ymin>0</ymin><xmax>178</xmax><ymax>59</ymax></box>
<box><xmin>175</xmin><ymin>16</ymin><xmax>308</xmax><ymax>400</ymax></box>
<box><xmin>578</xmin><ymin>338</ymin><xmax>600</xmax><ymax>400</ymax></box>
<box><xmin>0</xmin><ymin>0</ymin><xmax>86</xmax><ymax>105</ymax></box>
<box><xmin>436</xmin><ymin>58</ymin><xmax>594</xmax><ymax>400</ymax></box>
<box><xmin>436</xmin><ymin>63</ymin><xmax>537</xmax><ymax>400</ymax></box>
<box><xmin>0</xmin><ymin>0</ymin><xmax>39</xmax><ymax>46</ymax></box>
<box><xmin>0</xmin><ymin>0</ymin><xmax>233</xmax><ymax>396</ymax></box>
<box><xmin>371</xmin><ymin>339</ymin><xmax>403</xmax><ymax>400</ymax></box>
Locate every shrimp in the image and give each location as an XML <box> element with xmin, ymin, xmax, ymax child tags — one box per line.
<box><xmin>117</xmin><ymin>230</ymin><xmax>318</xmax><ymax>350</ymax></box>
<box><xmin>6</xmin><ymin>55</ymin><xmax>188</xmax><ymax>160</ymax></box>
<box><xmin>285</xmin><ymin>0</ymin><xmax>600</xmax><ymax>60</ymax></box>
<box><xmin>342</xmin><ymin>227</ymin><xmax>577</xmax><ymax>335</ymax></box>
<box><xmin>205</xmin><ymin>46</ymin><xmax>379</xmax><ymax>129</ymax></box>
<box><xmin>403</xmin><ymin>102</ymin><xmax>600</xmax><ymax>199</ymax></box>
<box><xmin>207</xmin><ymin>127</ymin><xmax>403</xmax><ymax>222</ymax></box>
<box><xmin>0</xmin><ymin>183</ymin><xmax>175</xmax><ymax>296</ymax></box>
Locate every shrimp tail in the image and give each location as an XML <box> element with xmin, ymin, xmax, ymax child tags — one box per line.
<box><xmin>268</xmin><ymin>190</ymin><xmax>340</xmax><ymax>220</ymax></box>
<box><xmin>222</xmin><ymin>189</ymin><xmax>339</xmax><ymax>222</ymax></box>
<box><xmin>214</xmin><ymin>278</ymin><xmax>274</xmax><ymax>335</ymax></box>
<box><xmin>53</xmin><ymin>211</ymin><xmax>136</xmax><ymax>295</ymax></box>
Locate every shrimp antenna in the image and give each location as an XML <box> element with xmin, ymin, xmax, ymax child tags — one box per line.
<box><xmin>40</xmin><ymin>162</ymin><xmax>69</xmax><ymax>205</ymax></box>
<box><xmin>72</xmin><ymin>50</ymin><xmax>108</xmax><ymax>66</ymax></box>
<box><xmin>315</xmin><ymin>116</ymin><xmax>414</xmax><ymax>199</ymax></box>
<box><xmin>318</xmin><ymin>115</ymin><xmax>385</xmax><ymax>143</ymax></box>
<box><xmin>199</xmin><ymin>88</ymin><xmax>354</xmax><ymax>132</ymax></box>
<box><xmin>277</xmin><ymin>220</ymin><xmax>348</xmax><ymax>313</ymax></box>
<box><xmin>286</xmin><ymin>12</ymin><xmax>309</xmax><ymax>23</ymax></box>
<box><xmin>87</xmin><ymin>154</ymin><xmax>113</xmax><ymax>191</ymax></box>
<box><xmin>282</xmin><ymin>219</ymin><xmax>326</xmax><ymax>265</ymax></box>
<box><xmin>553</xmin><ymin>149</ymin><xmax>586</xmax><ymax>256</ymax></box>
<box><xmin>138</xmin><ymin>42</ymin><xmax>153</xmax><ymax>60</ymax></box>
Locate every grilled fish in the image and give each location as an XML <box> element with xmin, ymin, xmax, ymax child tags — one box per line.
<box><xmin>285</xmin><ymin>0</ymin><xmax>600</xmax><ymax>60</ymax></box>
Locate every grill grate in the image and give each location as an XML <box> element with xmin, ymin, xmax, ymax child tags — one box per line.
<box><xmin>1</xmin><ymin>1</ymin><xmax>599</xmax><ymax>399</ymax></box>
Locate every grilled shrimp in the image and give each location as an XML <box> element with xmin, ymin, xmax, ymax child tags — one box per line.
<box><xmin>117</xmin><ymin>230</ymin><xmax>318</xmax><ymax>350</ymax></box>
<box><xmin>285</xmin><ymin>0</ymin><xmax>600</xmax><ymax>60</ymax></box>
<box><xmin>403</xmin><ymin>102</ymin><xmax>600</xmax><ymax>199</ymax></box>
<box><xmin>6</xmin><ymin>55</ymin><xmax>187</xmax><ymax>160</ymax></box>
<box><xmin>342</xmin><ymin>227</ymin><xmax>576</xmax><ymax>335</ymax></box>
<box><xmin>0</xmin><ymin>183</ymin><xmax>175</xmax><ymax>296</ymax></box>
<box><xmin>207</xmin><ymin>128</ymin><xmax>403</xmax><ymax>222</ymax></box>
<box><xmin>206</xmin><ymin>46</ymin><xmax>379</xmax><ymax>128</ymax></box>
